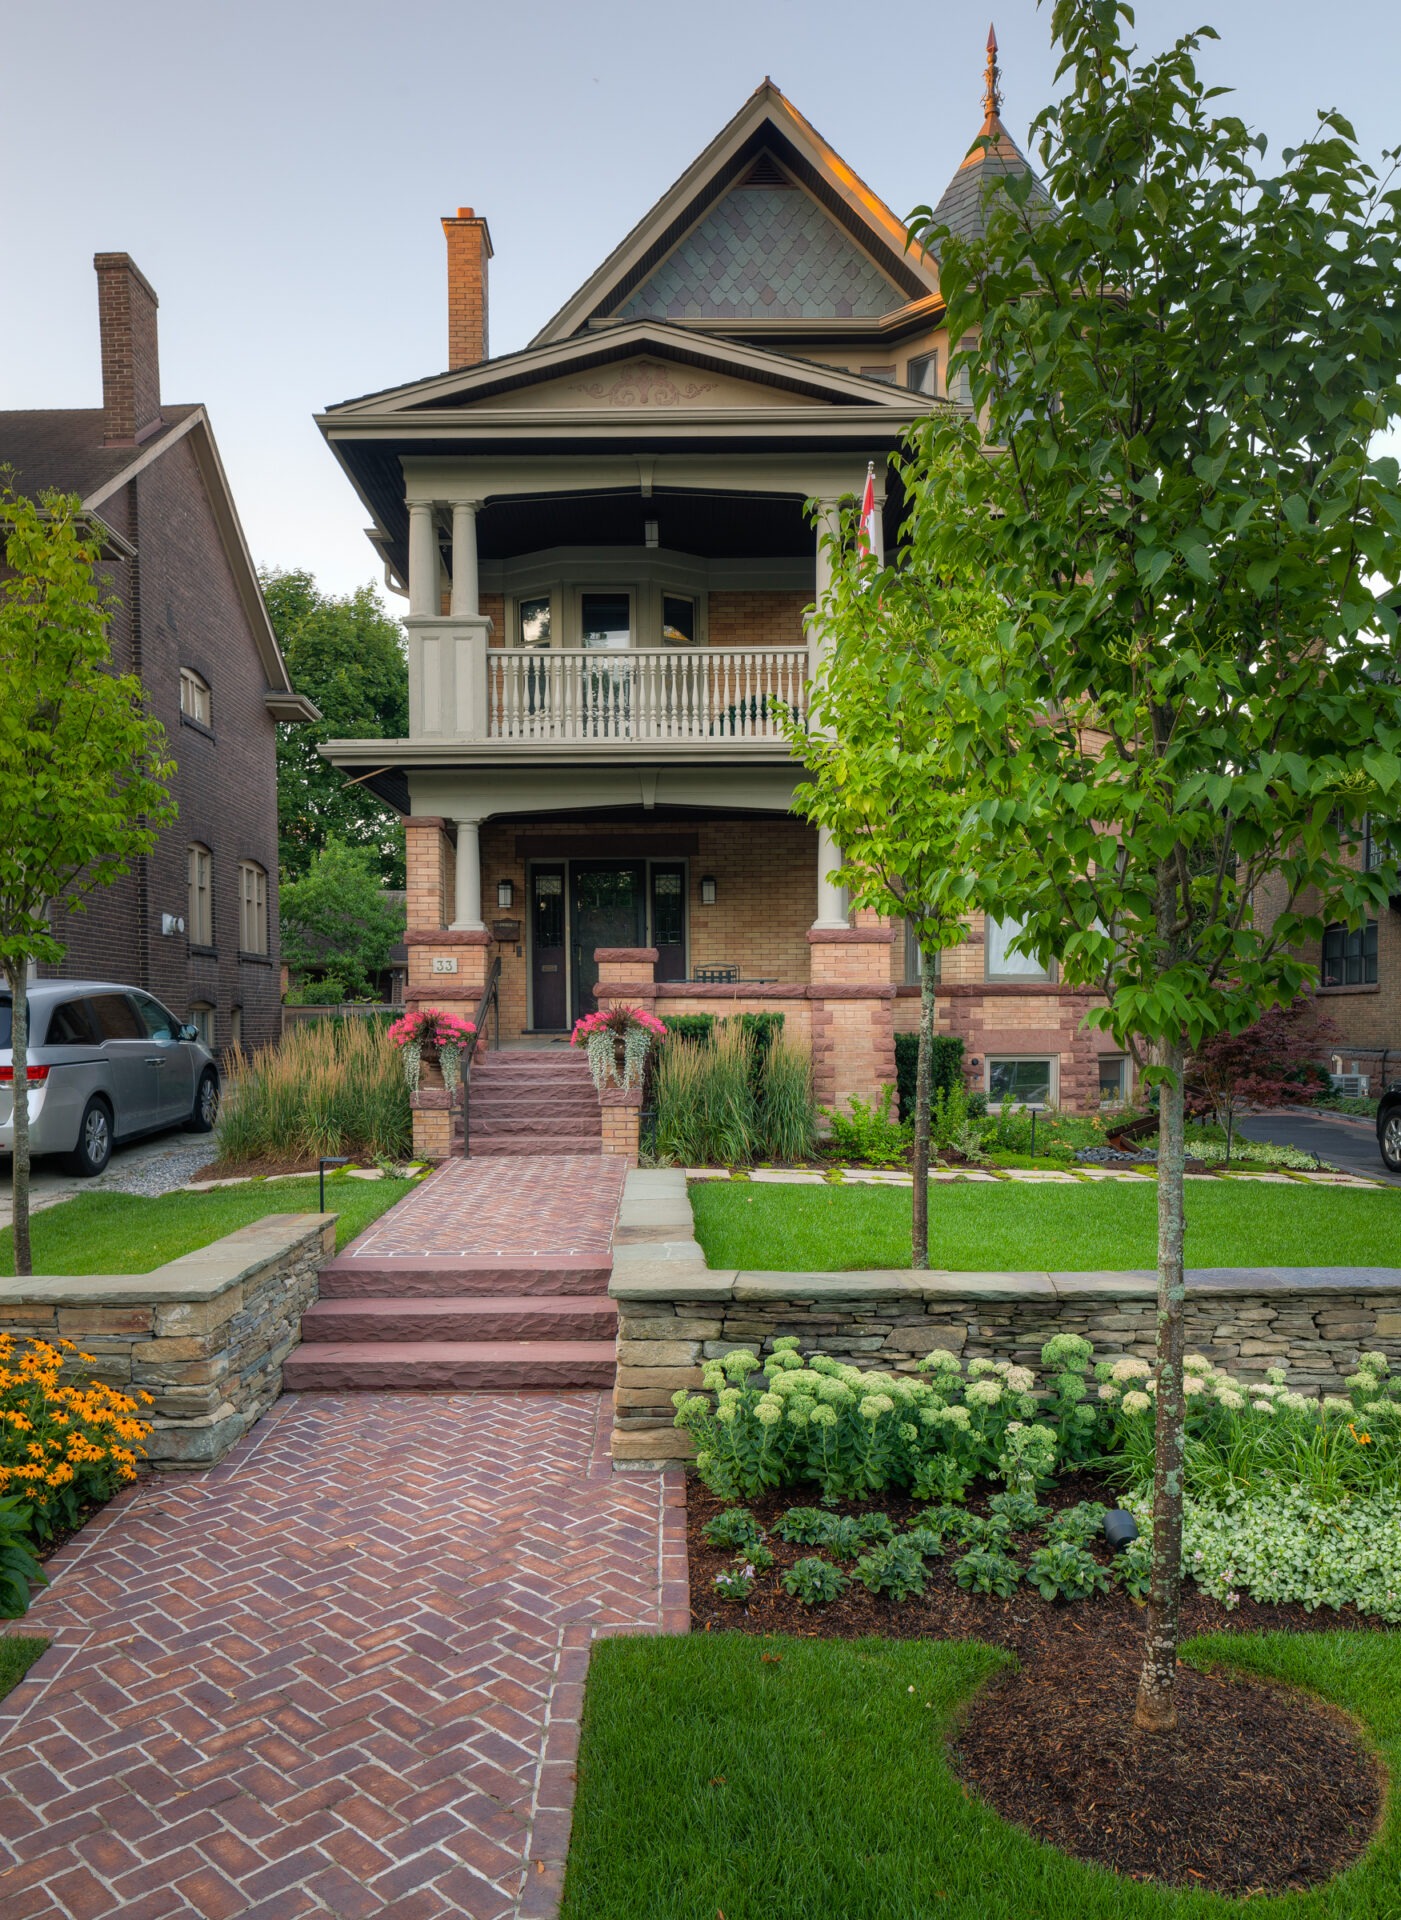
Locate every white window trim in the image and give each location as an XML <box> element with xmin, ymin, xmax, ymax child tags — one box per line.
<box><xmin>180</xmin><ymin>666</ymin><xmax>211</xmax><ymax>726</ymax></box>
<box><xmin>986</xmin><ymin>1054</ymin><xmax>1058</xmax><ymax>1109</ymax></box>
<box><xmin>187</xmin><ymin>844</ymin><xmax>212</xmax><ymax>947</ymax></box>
<box><xmin>238</xmin><ymin>860</ymin><xmax>268</xmax><ymax>956</ymax></box>
<box><xmin>1097</xmin><ymin>1055</ymin><xmax>1130</xmax><ymax>1105</ymax></box>
<box><xmin>984</xmin><ymin>915</ymin><xmax>1054</xmax><ymax>982</ymax></box>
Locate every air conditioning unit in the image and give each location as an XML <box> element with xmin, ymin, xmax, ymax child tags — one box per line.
<box><xmin>1329</xmin><ymin>1072</ymin><xmax>1370</xmax><ymax>1097</ymax></box>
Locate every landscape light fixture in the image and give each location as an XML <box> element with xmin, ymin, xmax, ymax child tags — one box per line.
<box><xmin>319</xmin><ymin>1156</ymin><xmax>351</xmax><ymax>1211</ymax></box>
<box><xmin>1103</xmin><ymin>1509</ymin><xmax>1140</xmax><ymax>1552</ymax></box>
<box><xmin>700</xmin><ymin>876</ymin><xmax>717</xmax><ymax>906</ymax></box>
<box><xmin>497</xmin><ymin>877</ymin><xmax>515</xmax><ymax>910</ymax></box>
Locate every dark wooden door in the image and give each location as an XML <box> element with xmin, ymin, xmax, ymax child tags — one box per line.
<box><xmin>650</xmin><ymin>864</ymin><xmax>687</xmax><ymax>982</ymax></box>
<box><xmin>571</xmin><ymin>863</ymin><xmax>645</xmax><ymax>1022</ymax></box>
<box><xmin>530</xmin><ymin>866</ymin><xmax>567</xmax><ymax>1030</ymax></box>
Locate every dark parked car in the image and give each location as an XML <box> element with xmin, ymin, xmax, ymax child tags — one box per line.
<box><xmin>0</xmin><ymin>982</ymin><xmax>219</xmax><ymax>1177</ymax></box>
<box><xmin>1379</xmin><ymin>1084</ymin><xmax>1401</xmax><ymax>1174</ymax></box>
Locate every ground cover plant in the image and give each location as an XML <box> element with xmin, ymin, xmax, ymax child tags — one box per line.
<box><xmin>213</xmin><ymin>1017</ymin><xmax>411</xmax><ymax>1168</ymax></box>
<box><xmin>0</xmin><ymin>1172</ymin><xmax>419</xmax><ymax>1275</ymax></box>
<box><xmin>688</xmin><ymin>1177</ymin><xmax>1399</xmax><ymax>1274</ymax></box>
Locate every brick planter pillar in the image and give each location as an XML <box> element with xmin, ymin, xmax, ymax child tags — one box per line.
<box><xmin>593</xmin><ymin>947</ymin><xmax>659</xmax><ymax>1007</ymax></box>
<box><xmin>807</xmin><ymin>925</ymin><xmax>897</xmax><ymax>1116</ymax></box>
<box><xmin>600</xmin><ymin>1087</ymin><xmax>642</xmax><ymax>1165</ymax></box>
<box><xmin>410</xmin><ymin>1087</ymin><xmax>456</xmax><ymax>1162</ymax></box>
<box><xmin>404</xmin><ymin>928</ymin><xmax>493</xmax><ymax>1031</ymax></box>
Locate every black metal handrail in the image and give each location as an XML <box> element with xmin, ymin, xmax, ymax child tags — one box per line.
<box><xmin>461</xmin><ymin>956</ymin><xmax>502</xmax><ymax>1158</ymax></box>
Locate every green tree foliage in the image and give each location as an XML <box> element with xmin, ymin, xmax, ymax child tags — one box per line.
<box><xmin>891</xmin><ymin>1</ymin><xmax>1401</xmax><ymax>1728</ymax></box>
<box><xmin>262</xmin><ymin>569</ymin><xmax>408</xmax><ymax>886</ymax></box>
<box><xmin>279</xmin><ymin>838</ymin><xmax>405</xmax><ymax>1001</ymax></box>
<box><xmin>0</xmin><ymin>485</ymin><xmax>175</xmax><ymax>1275</ymax></box>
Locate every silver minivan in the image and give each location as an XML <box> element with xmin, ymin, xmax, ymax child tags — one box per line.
<box><xmin>0</xmin><ymin>981</ymin><xmax>220</xmax><ymax>1176</ymax></box>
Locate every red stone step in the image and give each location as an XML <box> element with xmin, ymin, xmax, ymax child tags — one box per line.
<box><xmin>468</xmin><ymin>1088</ymin><xmax>600</xmax><ymax>1112</ymax></box>
<box><xmin>301</xmin><ymin>1294</ymin><xmax>617</xmax><ymax>1344</ymax></box>
<box><xmin>317</xmin><ymin>1254</ymin><xmax>613</xmax><ymax>1298</ymax></box>
<box><xmin>466</xmin><ymin>1135</ymin><xmax>601</xmax><ymax>1158</ymax></box>
<box><xmin>473</xmin><ymin>1056</ymin><xmax>592</xmax><ymax>1075</ymax></box>
<box><xmin>469</xmin><ymin>1116</ymin><xmax>600</xmax><ymax>1139</ymax></box>
<box><xmin>283</xmin><ymin>1339</ymin><xmax>617</xmax><ymax>1392</ymax></box>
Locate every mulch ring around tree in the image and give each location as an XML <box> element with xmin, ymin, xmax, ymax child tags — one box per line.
<box><xmin>688</xmin><ymin>1472</ymin><xmax>1385</xmax><ymax>1895</ymax></box>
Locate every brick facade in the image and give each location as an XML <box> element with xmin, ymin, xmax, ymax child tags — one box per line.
<box><xmin>706</xmin><ymin>590</ymin><xmax>808</xmax><ymax>648</ymax></box>
<box><xmin>1255</xmin><ymin>867</ymin><xmax>1401</xmax><ymax>1086</ymax></box>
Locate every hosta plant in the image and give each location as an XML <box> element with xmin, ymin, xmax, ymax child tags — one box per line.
<box><xmin>0</xmin><ymin>1498</ymin><xmax>47</xmax><ymax>1617</ymax></box>
<box><xmin>986</xmin><ymin>1488</ymin><xmax>1043</xmax><ymax>1531</ymax></box>
<box><xmin>901</xmin><ymin>1527</ymin><xmax>947</xmax><ymax>1561</ymax></box>
<box><xmin>1114</xmin><ymin>1537</ymin><xmax>1154</xmax><ymax>1601</ymax></box>
<box><xmin>1026</xmin><ymin>1540</ymin><xmax>1110</xmax><ymax>1603</ymax></box>
<box><xmin>703</xmin><ymin>1509</ymin><xmax>764</xmax><ymax>1551</ymax></box>
<box><xmin>1046</xmin><ymin>1501</ymin><xmax>1108</xmax><ymax>1549</ymax></box>
<box><xmin>854</xmin><ymin>1539</ymin><xmax>929</xmax><ymax>1601</ymax></box>
<box><xmin>953</xmin><ymin>1547</ymin><xmax>1022</xmax><ymax>1598</ymax></box>
<box><xmin>782</xmin><ymin>1557</ymin><xmax>850</xmax><ymax>1607</ymax></box>
<box><xmin>772</xmin><ymin>1507</ymin><xmax>832</xmax><ymax>1546</ymax></box>
<box><xmin>712</xmin><ymin>1561</ymin><xmax>757</xmax><ymax>1603</ymax></box>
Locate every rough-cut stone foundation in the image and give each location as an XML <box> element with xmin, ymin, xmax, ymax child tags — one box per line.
<box><xmin>0</xmin><ymin>1213</ymin><xmax>335</xmax><ymax>1466</ymax></box>
<box><xmin>608</xmin><ymin>1170</ymin><xmax>1401</xmax><ymax>1464</ymax></box>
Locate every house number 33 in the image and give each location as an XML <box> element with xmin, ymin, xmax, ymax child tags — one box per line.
<box><xmin>431</xmin><ymin>957</ymin><xmax>459</xmax><ymax>974</ymax></box>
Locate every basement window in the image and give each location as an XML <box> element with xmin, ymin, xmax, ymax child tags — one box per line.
<box><xmin>988</xmin><ymin>1057</ymin><xmax>1056</xmax><ymax>1108</ymax></box>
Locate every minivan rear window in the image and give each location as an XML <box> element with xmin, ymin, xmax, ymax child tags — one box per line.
<box><xmin>46</xmin><ymin>999</ymin><xmax>100</xmax><ymax>1046</ymax></box>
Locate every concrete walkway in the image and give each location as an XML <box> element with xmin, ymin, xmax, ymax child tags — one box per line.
<box><xmin>0</xmin><ymin>1393</ymin><xmax>686</xmax><ymax>1920</ymax></box>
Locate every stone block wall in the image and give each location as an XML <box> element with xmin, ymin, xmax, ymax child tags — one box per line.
<box><xmin>0</xmin><ymin>1214</ymin><xmax>335</xmax><ymax>1467</ymax></box>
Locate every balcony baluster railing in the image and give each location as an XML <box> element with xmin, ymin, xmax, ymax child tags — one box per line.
<box><xmin>486</xmin><ymin>646</ymin><xmax>808</xmax><ymax>744</ymax></box>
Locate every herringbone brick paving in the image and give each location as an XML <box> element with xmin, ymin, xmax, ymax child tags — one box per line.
<box><xmin>0</xmin><ymin>1392</ymin><xmax>686</xmax><ymax>1919</ymax></box>
<box><xmin>347</xmin><ymin>1157</ymin><xmax>625</xmax><ymax>1260</ymax></box>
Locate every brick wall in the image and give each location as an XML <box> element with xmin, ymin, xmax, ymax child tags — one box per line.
<box><xmin>706</xmin><ymin>591</ymin><xmax>809</xmax><ymax>648</ymax></box>
<box><xmin>1255</xmin><ymin>867</ymin><xmax>1401</xmax><ymax>1074</ymax></box>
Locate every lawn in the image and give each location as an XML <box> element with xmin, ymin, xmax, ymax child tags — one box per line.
<box><xmin>689</xmin><ymin>1178</ymin><xmax>1401</xmax><ymax>1272</ymax></box>
<box><xmin>0</xmin><ymin>1174</ymin><xmax>420</xmax><ymax>1276</ymax></box>
<box><xmin>561</xmin><ymin>1631</ymin><xmax>1401</xmax><ymax>1920</ymax></box>
<box><xmin>0</xmin><ymin>1637</ymin><xmax>49</xmax><ymax>1705</ymax></box>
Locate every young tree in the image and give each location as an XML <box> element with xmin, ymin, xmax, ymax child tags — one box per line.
<box><xmin>262</xmin><ymin>570</ymin><xmax>408</xmax><ymax>886</ymax></box>
<box><xmin>280</xmin><ymin>838</ymin><xmax>406</xmax><ymax>1001</ymax></box>
<box><xmin>897</xmin><ymin>3</ymin><xmax>1401</xmax><ymax>1728</ymax></box>
<box><xmin>0</xmin><ymin>485</ymin><xmax>175</xmax><ymax>1275</ymax></box>
<box><xmin>1187</xmin><ymin>997</ymin><xmax>1337</xmax><ymax>1157</ymax></box>
<box><xmin>792</xmin><ymin>549</ymin><xmax>1003</xmax><ymax>1266</ymax></box>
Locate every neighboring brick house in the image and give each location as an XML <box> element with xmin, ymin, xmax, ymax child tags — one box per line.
<box><xmin>318</xmin><ymin>52</ymin><xmax>1126</xmax><ymax>1122</ymax></box>
<box><xmin>1</xmin><ymin>253</ymin><xmax>317</xmax><ymax>1052</ymax></box>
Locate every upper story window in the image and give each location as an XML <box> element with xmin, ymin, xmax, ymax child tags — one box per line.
<box><xmin>907</xmin><ymin>352</ymin><xmax>939</xmax><ymax>397</ymax></box>
<box><xmin>904</xmin><ymin>922</ymin><xmax>942</xmax><ymax>985</ymax></box>
<box><xmin>985</xmin><ymin>915</ymin><xmax>1053</xmax><ymax>981</ymax></box>
<box><xmin>859</xmin><ymin>364</ymin><xmax>897</xmax><ymax>384</ymax></box>
<box><xmin>238</xmin><ymin>861</ymin><xmax>268</xmax><ymax>955</ymax></box>
<box><xmin>1322</xmin><ymin>920</ymin><xmax>1377</xmax><ymax>987</ymax></box>
<box><xmin>581</xmin><ymin>593</ymin><xmax>631</xmax><ymax>650</ymax></box>
<box><xmin>519</xmin><ymin>596</ymin><xmax>552</xmax><ymax>647</ymax></box>
<box><xmin>180</xmin><ymin>667</ymin><xmax>211</xmax><ymax>727</ymax></box>
<box><xmin>662</xmin><ymin>596</ymin><xmax>696</xmax><ymax>645</ymax></box>
<box><xmin>188</xmin><ymin>844</ymin><xmax>213</xmax><ymax>946</ymax></box>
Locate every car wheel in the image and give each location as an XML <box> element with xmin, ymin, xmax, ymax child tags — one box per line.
<box><xmin>66</xmin><ymin>1098</ymin><xmax>113</xmax><ymax>1178</ymax></box>
<box><xmin>1381</xmin><ymin>1110</ymin><xmax>1401</xmax><ymax>1173</ymax></box>
<box><xmin>185</xmin><ymin>1069</ymin><xmax>219</xmax><ymax>1134</ymax></box>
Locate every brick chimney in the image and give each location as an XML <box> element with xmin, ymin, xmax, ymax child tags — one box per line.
<box><xmin>94</xmin><ymin>253</ymin><xmax>162</xmax><ymax>446</ymax></box>
<box><xmin>442</xmin><ymin>208</ymin><xmax>493</xmax><ymax>370</ymax></box>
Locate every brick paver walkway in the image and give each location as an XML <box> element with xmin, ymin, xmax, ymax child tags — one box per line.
<box><xmin>0</xmin><ymin>1392</ymin><xmax>686</xmax><ymax>1920</ymax></box>
<box><xmin>348</xmin><ymin>1157</ymin><xmax>627</xmax><ymax>1261</ymax></box>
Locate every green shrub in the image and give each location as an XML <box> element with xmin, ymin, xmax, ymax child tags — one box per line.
<box><xmin>952</xmin><ymin>1547</ymin><xmax>1022</xmax><ymax>1597</ymax></box>
<box><xmin>893</xmin><ymin>1034</ymin><xmax>966</xmax><ymax>1122</ymax></box>
<box><xmin>654</xmin><ymin>1020</ymin><xmax>816</xmax><ymax>1165</ymax></box>
<box><xmin>1026</xmin><ymin>1540</ymin><xmax>1109</xmax><ymax>1601</ymax></box>
<box><xmin>1169</xmin><ymin>1486</ymin><xmax>1401</xmax><ymax>1620</ymax></box>
<box><xmin>781</xmin><ymin>1557</ymin><xmax>850</xmax><ymax>1606</ymax></box>
<box><xmin>214</xmin><ymin>1017</ymin><xmax>410</xmax><ymax>1164</ymax></box>
<box><xmin>663</xmin><ymin>1014</ymin><xmax>716</xmax><ymax>1047</ymax></box>
<box><xmin>854</xmin><ymin>1538</ymin><xmax>930</xmax><ymax>1600</ymax></box>
<box><xmin>814</xmin><ymin>1516</ymin><xmax>873</xmax><ymax>1561</ymax></box>
<box><xmin>821</xmin><ymin>1085</ymin><xmax>910</xmax><ymax>1166</ymax></box>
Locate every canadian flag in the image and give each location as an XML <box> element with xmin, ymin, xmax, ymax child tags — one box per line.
<box><xmin>856</xmin><ymin>461</ymin><xmax>880</xmax><ymax>561</ymax></box>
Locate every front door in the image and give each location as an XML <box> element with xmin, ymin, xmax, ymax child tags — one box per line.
<box><xmin>571</xmin><ymin>863</ymin><xmax>645</xmax><ymax>1023</ymax></box>
<box><xmin>530</xmin><ymin>866</ymin><xmax>567</xmax><ymax>1031</ymax></box>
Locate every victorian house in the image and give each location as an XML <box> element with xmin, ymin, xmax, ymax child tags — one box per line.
<box><xmin>319</xmin><ymin>46</ymin><xmax>1132</xmax><ymax>1144</ymax></box>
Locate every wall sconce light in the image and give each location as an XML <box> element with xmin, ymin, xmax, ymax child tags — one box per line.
<box><xmin>700</xmin><ymin>876</ymin><xmax>717</xmax><ymax>906</ymax></box>
<box><xmin>497</xmin><ymin>878</ymin><xmax>515</xmax><ymax>910</ymax></box>
<box><xmin>160</xmin><ymin>913</ymin><xmax>186</xmax><ymax>937</ymax></box>
<box><xmin>644</xmin><ymin>518</ymin><xmax>659</xmax><ymax>549</ymax></box>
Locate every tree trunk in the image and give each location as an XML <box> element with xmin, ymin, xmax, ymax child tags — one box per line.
<box><xmin>6</xmin><ymin>964</ymin><xmax>33</xmax><ymax>1278</ymax></box>
<box><xmin>910</xmin><ymin>955</ymin><xmax>936</xmax><ymax>1269</ymax></box>
<box><xmin>1135</xmin><ymin>1028</ymin><xmax>1187</xmax><ymax>1732</ymax></box>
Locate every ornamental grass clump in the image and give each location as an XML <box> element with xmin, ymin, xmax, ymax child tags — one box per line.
<box><xmin>215</xmin><ymin>1016</ymin><xmax>410</xmax><ymax>1165</ymax></box>
<box><xmin>0</xmin><ymin>1334</ymin><xmax>152</xmax><ymax>1548</ymax></box>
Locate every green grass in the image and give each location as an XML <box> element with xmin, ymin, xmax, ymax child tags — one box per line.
<box><xmin>0</xmin><ymin>1175</ymin><xmax>420</xmax><ymax>1275</ymax></box>
<box><xmin>0</xmin><ymin>1636</ymin><xmax>49</xmax><ymax>1702</ymax></box>
<box><xmin>561</xmin><ymin>1631</ymin><xmax>1401</xmax><ymax>1920</ymax></box>
<box><xmin>690</xmin><ymin>1178</ymin><xmax>1401</xmax><ymax>1271</ymax></box>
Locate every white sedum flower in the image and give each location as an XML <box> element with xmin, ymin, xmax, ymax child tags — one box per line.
<box><xmin>1121</xmin><ymin>1390</ymin><xmax>1152</xmax><ymax>1415</ymax></box>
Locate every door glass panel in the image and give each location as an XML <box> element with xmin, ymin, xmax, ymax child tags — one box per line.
<box><xmin>91</xmin><ymin>993</ymin><xmax>143</xmax><ymax>1041</ymax></box>
<box><xmin>572</xmin><ymin>865</ymin><xmax>645</xmax><ymax>1020</ymax></box>
<box><xmin>132</xmin><ymin>994</ymin><xmax>179</xmax><ymax>1042</ymax></box>
<box><xmin>531</xmin><ymin>868</ymin><xmax>567</xmax><ymax>1029</ymax></box>
<box><xmin>581</xmin><ymin>594</ymin><xmax>630</xmax><ymax>649</ymax></box>
<box><xmin>651</xmin><ymin>865</ymin><xmax>686</xmax><ymax>983</ymax></box>
<box><xmin>519</xmin><ymin>596</ymin><xmax>551</xmax><ymax>647</ymax></box>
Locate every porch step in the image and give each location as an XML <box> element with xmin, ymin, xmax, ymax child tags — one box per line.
<box><xmin>468</xmin><ymin>1088</ymin><xmax>600</xmax><ymax>1114</ymax></box>
<box><xmin>301</xmin><ymin>1294</ymin><xmax>617</xmax><ymax>1344</ymax></box>
<box><xmin>464</xmin><ymin>1134</ymin><xmax>601</xmax><ymax>1158</ymax></box>
<box><xmin>283</xmin><ymin>1339</ymin><xmax>617</xmax><ymax>1392</ymax></box>
<box><xmin>474</xmin><ymin>1055</ymin><xmax>592</xmax><ymax>1076</ymax></box>
<box><xmin>468</xmin><ymin>1115</ymin><xmax>601</xmax><ymax>1139</ymax></box>
<box><xmin>318</xmin><ymin>1254</ymin><xmax>613</xmax><ymax>1298</ymax></box>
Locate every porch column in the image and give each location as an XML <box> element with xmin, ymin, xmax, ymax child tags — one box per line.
<box><xmin>810</xmin><ymin>496</ymin><xmax>848</xmax><ymax>929</ymax></box>
<box><xmin>449</xmin><ymin>500</ymin><xmax>480</xmax><ymax>617</ymax></box>
<box><xmin>814</xmin><ymin>824</ymin><xmax>847</xmax><ymax>929</ymax></box>
<box><xmin>451</xmin><ymin>817</ymin><xmax>485</xmax><ymax>930</ymax></box>
<box><xmin>408</xmin><ymin>501</ymin><xmax>438</xmax><ymax>618</ymax></box>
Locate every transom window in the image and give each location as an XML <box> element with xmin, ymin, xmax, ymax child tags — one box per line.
<box><xmin>187</xmin><ymin>844</ymin><xmax>212</xmax><ymax>946</ymax></box>
<box><xmin>238</xmin><ymin>861</ymin><xmax>268</xmax><ymax>955</ymax></box>
<box><xmin>988</xmin><ymin>1056</ymin><xmax>1055</xmax><ymax>1108</ymax></box>
<box><xmin>985</xmin><ymin>915</ymin><xmax>1052</xmax><ymax>980</ymax></box>
<box><xmin>180</xmin><ymin>667</ymin><xmax>211</xmax><ymax>726</ymax></box>
<box><xmin>1322</xmin><ymin>921</ymin><xmax>1377</xmax><ymax>987</ymax></box>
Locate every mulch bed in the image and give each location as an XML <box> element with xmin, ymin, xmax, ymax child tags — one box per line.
<box><xmin>688</xmin><ymin>1472</ymin><xmax>1385</xmax><ymax>1895</ymax></box>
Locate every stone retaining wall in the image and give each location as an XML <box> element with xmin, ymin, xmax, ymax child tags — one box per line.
<box><xmin>0</xmin><ymin>1213</ymin><xmax>335</xmax><ymax>1467</ymax></box>
<box><xmin>609</xmin><ymin>1170</ymin><xmax>1401</xmax><ymax>1465</ymax></box>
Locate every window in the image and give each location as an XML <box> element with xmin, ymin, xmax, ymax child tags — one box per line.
<box><xmin>907</xmin><ymin>352</ymin><xmax>939</xmax><ymax>397</ymax></box>
<box><xmin>904</xmin><ymin>921</ymin><xmax>942</xmax><ymax>984</ymax></box>
<box><xmin>1363</xmin><ymin>817</ymin><xmax>1395</xmax><ymax>873</ymax></box>
<box><xmin>179</xmin><ymin>667</ymin><xmax>211</xmax><ymax>727</ymax></box>
<box><xmin>1098</xmin><ymin>1056</ymin><xmax>1129</xmax><ymax>1105</ymax></box>
<box><xmin>188</xmin><ymin>844</ymin><xmax>212</xmax><ymax>946</ymax></box>
<box><xmin>580</xmin><ymin>593</ymin><xmax>631</xmax><ymax>649</ymax></box>
<box><xmin>189</xmin><ymin>1003</ymin><xmax>215</xmax><ymax>1048</ymax></box>
<box><xmin>1322</xmin><ymin>920</ymin><xmax>1378</xmax><ymax>987</ymax></box>
<box><xmin>44</xmin><ymin>999</ymin><xmax>100</xmax><ymax>1047</ymax></box>
<box><xmin>132</xmin><ymin>993</ymin><xmax>179</xmax><ymax>1042</ymax></box>
<box><xmin>859</xmin><ymin>364</ymin><xmax>896</xmax><ymax>384</ymax></box>
<box><xmin>988</xmin><ymin>1057</ymin><xmax>1055</xmax><ymax>1107</ymax></box>
<box><xmin>518</xmin><ymin>595</ymin><xmax>552</xmax><ymax>647</ymax></box>
<box><xmin>90</xmin><ymin>992</ymin><xmax>143</xmax><ymax>1041</ymax></box>
<box><xmin>951</xmin><ymin>334</ymin><xmax>977</xmax><ymax>405</ymax></box>
<box><xmin>238</xmin><ymin>861</ymin><xmax>268</xmax><ymax>954</ymax></box>
<box><xmin>985</xmin><ymin>915</ymin><xmax>1052</xmax><ymax>980</ymax></box>
<box><xmin>662</xmin><ymin>595</ymin><xmax>695</xmax><ymax>645</ymax></box>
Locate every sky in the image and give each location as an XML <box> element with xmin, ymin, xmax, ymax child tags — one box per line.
<box><xmin>4</xmin><ymin>0</ymin><xmax>1399</xmax><ymax>605</ymax></box>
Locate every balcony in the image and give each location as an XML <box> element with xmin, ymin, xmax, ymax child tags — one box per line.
<box><xmin>486</xmin><ymin>646</ymin><xmax>808</xmax><ymax>744</ymax></box>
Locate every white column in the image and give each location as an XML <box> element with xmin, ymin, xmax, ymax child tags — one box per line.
<box><xmin>814</xmin><ymin>824</ymin><xmax>847</xmax><ymax>928</ymax></box>
<box><xmin>408</xmin><ymin>501</ymin><xmax>438</xmax><ymax>617</ymax></box>
<box><xmin>810</xmin><ymin>497</ymin><xmax>848</xmax><ymax>927</ymax></box>
<box><xmin>449</xmin><ymin>501</ymin><xmax>480</xmax><ymax>617</ymax></box>
<box><xmin>451</xmin><ymin>818</ymin><xmax>485</xmax><ymax>930</ymax></box>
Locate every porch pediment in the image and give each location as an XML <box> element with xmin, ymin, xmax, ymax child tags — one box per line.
<box><xmin>461</xmin><ymin>353</ymin><xmax>824</xmax><ymax>414</ymax></box>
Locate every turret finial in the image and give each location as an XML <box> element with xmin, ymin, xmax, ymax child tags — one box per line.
<box><xmin>982</xmin><ymin>23</ymin><xmax>1003</xmax><ymax>125</ymax></box>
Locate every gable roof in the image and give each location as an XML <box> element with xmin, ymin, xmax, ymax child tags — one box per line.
<box><xmin>530</xmin><ymin>81</ymin><xmax>940</xmax><ymax>345</ymax></box>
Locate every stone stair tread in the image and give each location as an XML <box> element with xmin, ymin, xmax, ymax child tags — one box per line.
<box><xmin>284</xmin><ymin>1339</ymin><xmax>618</xmax><ymax>1390</ymax></box>
<box><xmin>302</xmin><ymin>1295</ymin><xmax>617</xmax><ymax>1342</ymax></box>
<box><xmin>318</xmin><ymin>1254</ymin><xmax>613</xmax><ymax>1298</ymax></box>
